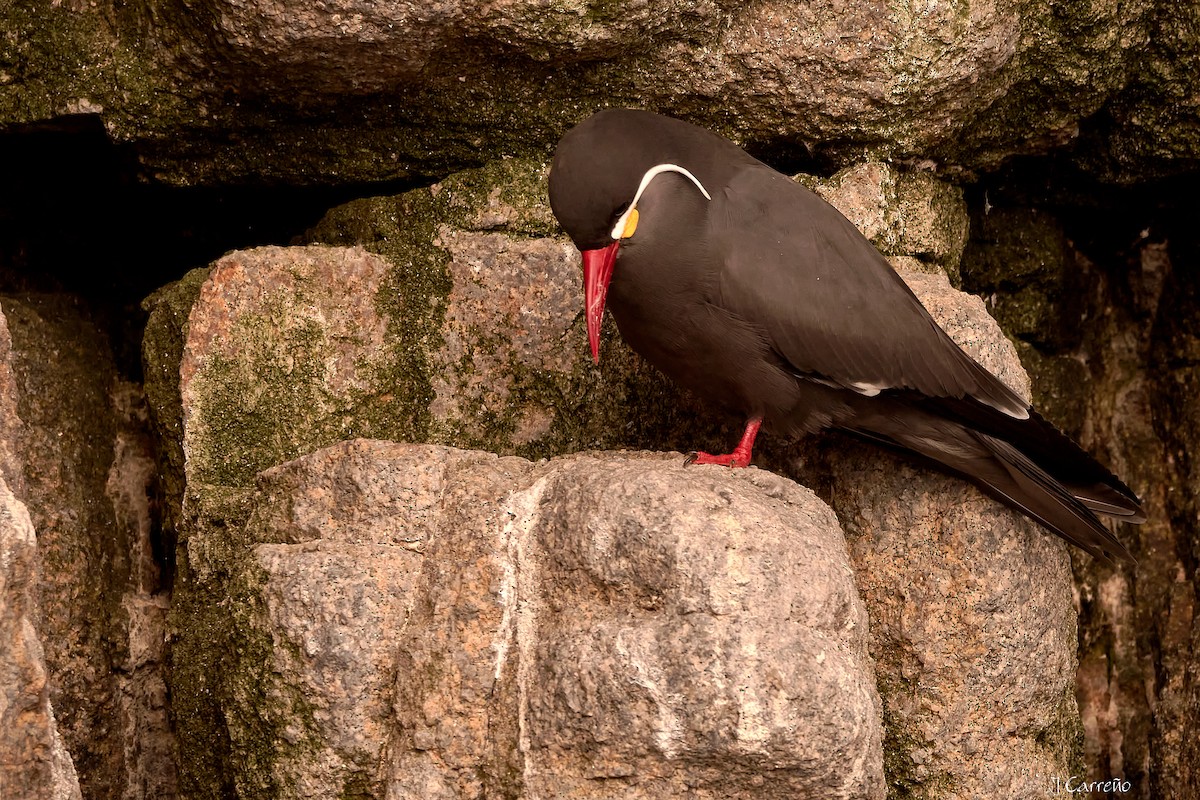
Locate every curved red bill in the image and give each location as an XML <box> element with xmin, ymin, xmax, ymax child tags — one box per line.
<box><xmin>581</xmin><ymin>241</ymin><xmax>621</xmax><ymax>363</ymax></box>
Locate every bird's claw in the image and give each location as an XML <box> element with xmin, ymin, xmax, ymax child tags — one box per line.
<box><xmin>684</xmin><ymin>451</ymin><xmax>745</xmax><ymax>468</ymax></box>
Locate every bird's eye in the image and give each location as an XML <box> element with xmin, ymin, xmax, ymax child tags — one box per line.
<box><xmin>612</xmin><ymin>202</ymin><xmax>630</xmax><ymax>222</ymax></box>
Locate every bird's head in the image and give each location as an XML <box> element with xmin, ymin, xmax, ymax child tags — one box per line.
<box><xmin>549</xmin><ymin>109</ymin><xmax>715</xmax><ymax>363</ymax></box>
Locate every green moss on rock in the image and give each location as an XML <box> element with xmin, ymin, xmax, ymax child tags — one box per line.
<box><xmin>168</xmin><ymin>484</ymin><xmax>322</xmax><ymax>800</ymax></box>
<box><xmin>307</xmin><ymin>158</ymin><xmax>735</xmax><ymax>462</ymax></box>
<box><xmin>1</xmin><ymin>1</ymin><xmax>113</xmax><ymax>123</ymax></box>
<box><xmin>961</xmin><ymin>207</ymin><xmax>1088</xmax><ymax>352</ymax></box>
<box><xmin>142</xmin><ymin>267</ymin><xmax>211</xmax><ymax>539</ymax></box>
<box><xmin>1</xmin><ymin>0</ymin><xmax>195</xmax><ymax>141</ymax></box>
<box><xmin>1009</xmin><ymin>341</ymin><xmax>1093</xmax><ymax>438</ymax></box>
<box><xmin>862</xmin><ymin>642</ymin><xmax>956</xmax><ymax>800</ymax></box>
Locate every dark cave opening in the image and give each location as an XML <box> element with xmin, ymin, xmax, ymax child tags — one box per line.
<box><xmin>0</xmin><ymin>115</ymin><xmax>416</xmax><ymax>382</ymax></box>
<box><xmin>965</xmin><ymin>157</ymin><xmax>1200</xmax><ymax>283</ymax></box>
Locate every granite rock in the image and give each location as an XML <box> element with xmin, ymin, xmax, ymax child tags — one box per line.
<box><xmin>193</xmin><ymin>441</ymin><xmax>885</xmax><ymax>799</ymax></box>
<box><xmin>0</xmin><ymin>296</ymin><xmax>175</xmax><ymax>800</ymax></box>
<box><xmin>0</xmin><ymin>303</ymin><xmax>82</xmax><ymax>800</ymax></box>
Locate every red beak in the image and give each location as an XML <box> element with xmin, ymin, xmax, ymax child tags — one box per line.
<box><xmin>581</xmin><ymin>241</ymin><xmax>620</xmax><ymax>363</ymax></box>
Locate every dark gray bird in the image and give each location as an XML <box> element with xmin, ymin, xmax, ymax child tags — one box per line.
<box><xmin>548</xmin><ymin>108</ymin><xmax>1144</xmax><ymax>563</ymax></box>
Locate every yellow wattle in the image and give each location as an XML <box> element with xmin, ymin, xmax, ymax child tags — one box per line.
<box><xmin>621</xmin><ymin>208</ymin><xmax>639</xmax><ymax>239</ymax></box>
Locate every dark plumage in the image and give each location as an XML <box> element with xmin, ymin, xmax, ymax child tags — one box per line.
<box><xmin>548</xmin><ymin>108</ymin><xmax>1144</xmax><ymax>563</ymax></box>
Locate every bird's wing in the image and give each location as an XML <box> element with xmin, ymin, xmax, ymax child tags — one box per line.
<box><xmin>710</xmin><ymin>165</ymin><xmax>1029</xmax><ymax>418</ymax></box>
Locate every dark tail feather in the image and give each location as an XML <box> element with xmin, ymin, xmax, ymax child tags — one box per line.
<box><xmin>1067</xmin><ymin>481</ymin><xmax>1147</xmax><ymax>523</ymax></box>
<box><xmin>968</xmin><ymin>432</ymin><xmax>1134</xmax><ymax>565</ymax></box>
<box><xmin>920</xmin><ymin>398</ymin><xmax>1144</xmax><ymax>521</ymax></box>
<box><xmin>845</xmin><ymin>416</ymin><xmax>1136</xmax><ymax>565</ymax></box>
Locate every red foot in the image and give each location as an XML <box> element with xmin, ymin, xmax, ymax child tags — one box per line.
<box><xmin>684</xmin><ymin>418</ymin><xmax>762</xmax><ymax>469</ymax></box>
<box><xmin>686</xmin><ymin>451</ymin><xmax>750</xmax><ymax>467</ymax></box>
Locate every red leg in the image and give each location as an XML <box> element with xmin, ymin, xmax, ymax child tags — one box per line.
<box><xmin>685</xmin><ymin>418</ymin><xmax>762</xmax><ymax>468</ymax></box>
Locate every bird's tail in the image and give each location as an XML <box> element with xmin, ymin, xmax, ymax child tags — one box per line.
<box><xmin>845</xmin><ymin>409</ymin><xmax>1139</xmax><ymax>565</ymax></box>
<box><xmin>962</xmin><ymin>431</ymin><xmax>1134</xmax><ymax>564</ymax></box>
